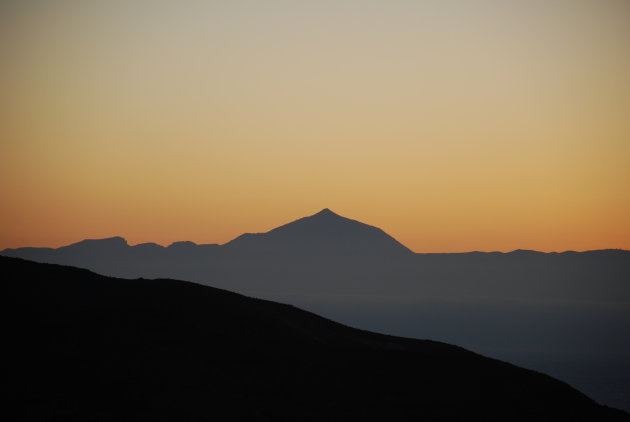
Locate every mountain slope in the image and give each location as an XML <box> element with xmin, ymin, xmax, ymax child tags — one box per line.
<box><xmin>2</xmin><ymin>256</ymin><xmax>627</xmax><ymax>421</ymax></box>
<box><xmin>224</xmin><ymin>208</ymin><xmax>413</xmax><ymax>256</ymax></box>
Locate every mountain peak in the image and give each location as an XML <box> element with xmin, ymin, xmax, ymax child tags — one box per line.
<box><xmin>224</xmin><ymin>208</ymin><xmax>413</xmax><ymax>256</ymax></box>
<box><xmin>314</xmin><ymin>208</ymin><xmax>338</xmax><ymax>217</ymax></box>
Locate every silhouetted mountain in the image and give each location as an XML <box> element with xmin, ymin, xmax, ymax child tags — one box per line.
<box><xmin>224</xmin><ymin>208</ymin><xmax>413</xmax><ymax>256</ymax></box>
<box><xmin>3</xmin><ymin>210</ymin><xmax>630</xmax><ymax>410</ymax></box>
<box><xmin>2</xmin><ymin>256</ymin><xmax>627</xmax><ymax>421</ymax></box>
<box><xmin>2</xmin><ymin>210</ymin><xmax>627</xmax><ymax>303</ymax></box>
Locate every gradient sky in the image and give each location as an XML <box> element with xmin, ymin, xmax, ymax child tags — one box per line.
<box><xmin>1</xmin><ymin>0</ymin><xmax>629</xmax><ymax>252</ymax></box>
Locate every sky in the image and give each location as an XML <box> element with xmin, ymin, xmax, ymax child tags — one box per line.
<box><xmin>1</xmin><ymin>0</ymin><xmax>629</xmax><ymax>252</ymax></box>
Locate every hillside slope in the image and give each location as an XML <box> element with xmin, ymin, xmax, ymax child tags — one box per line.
<box><xmin>2</xmin><ymin>256</ymin><xmax>628</xmax><ymax>421</ymax></box>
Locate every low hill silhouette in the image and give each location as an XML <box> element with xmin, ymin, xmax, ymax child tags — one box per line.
<box><xmin>2</xmin><ymin>256</ymin><xmax>628</xmax><ymax>421</ymax></box>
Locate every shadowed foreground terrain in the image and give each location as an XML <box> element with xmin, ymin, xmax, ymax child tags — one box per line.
<box><xmin>2</xmin><ymin>256</ymin><xmax>628</xmax><ymax>421</ymax></box>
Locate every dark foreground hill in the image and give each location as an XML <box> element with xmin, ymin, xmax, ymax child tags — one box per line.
<box><xmin>2</xmin><ymin>257</ymin><xmax>627</xmax><ymax>422</ymax></box>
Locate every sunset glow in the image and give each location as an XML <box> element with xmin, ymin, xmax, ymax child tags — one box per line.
<box><xmin>1</xmin><ymin>0</ymin><xmax>629</xmax><ymax>252</ymax></box>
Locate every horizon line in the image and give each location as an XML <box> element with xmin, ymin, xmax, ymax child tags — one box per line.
<box><xmin>2</xmin><ymin>235</ymin><xmax>628</xmax><ymax>255</ymax></box>
<box><xmin>3</xmin><ymin>208</ymin><xmax>628</xmax><ymax>254</ymax></box>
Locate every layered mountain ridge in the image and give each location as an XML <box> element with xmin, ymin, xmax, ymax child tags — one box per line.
<box><xmin>3</xmin><ymin>209</ymin><xmax>630</xmax><ymax>411</ymax></box>
<box><xmin>5</xmin><ymin>208</ymin><xmax>626</xmax><ymax>257</ymax></box>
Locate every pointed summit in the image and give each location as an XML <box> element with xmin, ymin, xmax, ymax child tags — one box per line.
<box><xmin>314</xmin><ymin>208</ymin><xmax>338</xmax><ymax>217</ymax></box>
<box><xmin>224</xmin><ymin>209</ymin><xmax>413</xmax><ymax>256</ymax></box>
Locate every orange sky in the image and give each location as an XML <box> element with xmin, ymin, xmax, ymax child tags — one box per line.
<box><xmin>1</xmin><ymin>0</ymin><xmax>629</xmax><ymax>252</ymax></box>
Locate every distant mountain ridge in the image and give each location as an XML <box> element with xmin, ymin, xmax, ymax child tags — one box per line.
<box><xmin>2</xmin><ymin>209</ymin><xmax>628</xmax><ymax>303</ymax></box>
<box><xmin>4</xmin><ymin>208</ymin><xmax>626</xmax><ymax>257</ymax></box>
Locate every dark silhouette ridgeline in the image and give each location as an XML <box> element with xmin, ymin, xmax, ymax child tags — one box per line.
<box><xmin>3</xmin><ymin>256</ymin><xmax>628</xmax><ymax>421</ymax></box>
